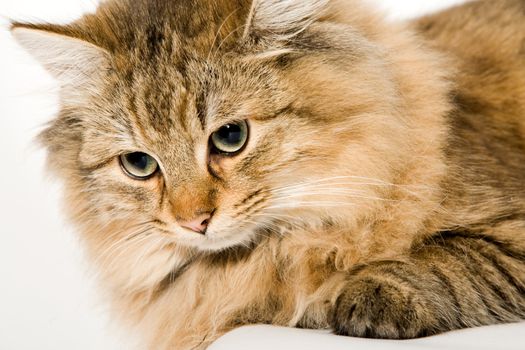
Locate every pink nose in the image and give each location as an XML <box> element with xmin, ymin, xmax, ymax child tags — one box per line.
<box><xmin>178</xmin><ymin>212</ymin><xmax>213</xmax><ymax>234</ymax></box>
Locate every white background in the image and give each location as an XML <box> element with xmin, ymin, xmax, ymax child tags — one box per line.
<box><xmin>0</xmin><ymin>1</ymin><xmax>472</xmax><ymax>349</ymax></box>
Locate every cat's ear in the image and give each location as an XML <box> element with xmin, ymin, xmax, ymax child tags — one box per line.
<box><xmin>243</xmin><ymin>0</ymin><xmax>329</xmax><ymax>41</ymax></box>
<box><xmin>11</xmin><ymin>25</ymin><xmax>110</xmax><ymax>89</ymax></box>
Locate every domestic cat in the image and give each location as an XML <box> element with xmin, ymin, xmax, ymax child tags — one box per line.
<box><xmin>11</xmin><ymin>0</ymin><xmax>525</xmax><ymax>348</ymax></box>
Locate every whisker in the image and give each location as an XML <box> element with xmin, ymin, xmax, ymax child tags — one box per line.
<box><xmin>206</xmin><ymin>7</ymin><xmax>241</xmax><ymax>62</ymax></box>
<box><xmin>93</xmin><ymin>229</ymin><xmax>148</xmax><ymax>266</ymax></box>
<box><xmin>271</xmin><ymin>191</ymin><xmax>395</xmax><ymax>203</ymax></box>
<box><xmin>266</xmin><ymin>201</ymin><xmax>358</xmax><ymax>210</ymax></box>
<box><xmin>103</xmin><ymin>233</ymin><xmax>159</xmax><ymax>273</ymax></box>
<box><xmin>129</xmin><ymin>236</ymin><xmax>170</xmax><ymax>272</ymax></box>
<box><xmin>212</xmin><ymin>23</ymin><xmax>248</xmax><ymax>60</ymax></box>
<box><xmin>93</xmin><ymin>223</ymin><xmax>159</xmax><ymax>270</ymax></box>
<box><xmin>269</xmin><ymin>175</ymin><xmax>435</xmax><ymax>195</ymax></box>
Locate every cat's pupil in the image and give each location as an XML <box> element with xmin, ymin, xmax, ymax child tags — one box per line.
<box><xmin>211</xmin><ymin>121</ymin><xmax>249</xmax><ymax>154</ymax></box>
<box><xmin>217</xmin><ymin>124</ymin><xmax>242</xmax><ymax>145</ymax></box>
<box><xmin>126</xmin><ymin>152</ymin><xmax>149</xmax><ymax>170</ymax></box>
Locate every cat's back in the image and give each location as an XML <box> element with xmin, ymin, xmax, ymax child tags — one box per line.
<box><xmin>414</xmin><ymin>0</ymin><xmax>525</xmax><ymax>217</ymax></box>
<box><xmin>414</xmin><ymin>0</ymin><xmax>525</xmax><ymax>127</ymax></box>
<box><xmin>414</xmin><ymin>0</ymin><xmax>525</xmax><ymax>70</ymax></box>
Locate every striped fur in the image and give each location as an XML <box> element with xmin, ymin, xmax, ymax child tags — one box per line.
<box><xmin>10</xmin><ymin>0</ymin><xmax>525</xmax><ymax>348</ymax></box>
<box><xmin>330</xmin><ymin>232</ymin><xmax>525</xmax><ymax>338</ymax></box>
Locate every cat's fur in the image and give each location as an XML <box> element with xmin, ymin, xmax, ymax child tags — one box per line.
<box><xmin>11</xmin><ymin>0</ymin><xmax>525</xmax><ymax>348</ymax></box>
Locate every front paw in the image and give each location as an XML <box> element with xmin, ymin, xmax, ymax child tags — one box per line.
<box><xmin>329</xmin><ymin>274</ymin><xmax>436</xmax><ymax>339</ymax></box>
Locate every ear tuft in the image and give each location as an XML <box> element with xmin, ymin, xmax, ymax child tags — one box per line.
<box><xmin>11</xmin><ymin>26</ymin><xmax>110</xmax><ymax>89</ymax></box>
<box><xmin>243</xmin><ymin>0</ymin><xmax>329</xmax><ymax>40</ymax></box>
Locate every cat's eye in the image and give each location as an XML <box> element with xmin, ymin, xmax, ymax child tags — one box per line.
<box><xmin>119</xmin><ymin>152</ymin><xmax>159</xmax><ymax>180</ymax></box>
<box><xmin>211</xmin><ymin>120</ymin><xmax>249</xmax><ymax>154</ymax></box>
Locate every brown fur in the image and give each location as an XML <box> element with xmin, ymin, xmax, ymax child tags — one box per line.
<box><xmin>11</xmin><ymin>0</ymin><xmax>525</xmax><ymax>348</ymax></box>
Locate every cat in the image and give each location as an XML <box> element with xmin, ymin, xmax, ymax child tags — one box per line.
<box><xmin>11</xmin><ymin>0</ymin><xmax>525</xmax><ymax>348</ymax></box>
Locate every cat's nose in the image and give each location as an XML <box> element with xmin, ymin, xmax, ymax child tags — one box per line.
<box><xmin>178</xmin><ymin>212</ymin><xmax>213</xmax><ymax>234</ymax></box>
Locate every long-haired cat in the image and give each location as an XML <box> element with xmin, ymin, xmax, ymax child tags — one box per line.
<box><xmin>11</xmin><ymin>0</ymin><xmax>525</xmax><ymax>348</ymax></box>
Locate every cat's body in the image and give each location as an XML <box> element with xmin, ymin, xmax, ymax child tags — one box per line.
<box><xmin>11</xmin><ymin>0</ymin><xmax>525</xmax><ymax>349</ymax></box>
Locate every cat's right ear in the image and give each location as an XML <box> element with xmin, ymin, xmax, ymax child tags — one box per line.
<box><xmin>10</xmin><ymin>24</ymin><xmax>110</xmax><ymax>89</ymax></box>
<box><xmin>243</xmin><ymin>0</ymin><xmax>329</xmax><ymax>41</ymax></box>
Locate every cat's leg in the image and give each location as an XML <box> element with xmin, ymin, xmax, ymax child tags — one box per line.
<box><xmin>329</xmin><ymin>231</ymin><xmax>525</xmax><ymax>339</ymax></box>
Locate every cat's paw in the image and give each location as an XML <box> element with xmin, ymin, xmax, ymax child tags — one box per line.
<box><xmin>329</xmin><ymin>275</ymin><xmax>435</xmax><ymax>339</ymax></box>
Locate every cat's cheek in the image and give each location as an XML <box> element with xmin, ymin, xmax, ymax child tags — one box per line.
<box><xmin>86</xmin><ymin>158</ymin><xmax>164</xmax><ymax>215</ymax></box>
<box><xmin>208</xmin><ymin>153</ymin><xmax>248</xmax><ymax>179</ymax></box>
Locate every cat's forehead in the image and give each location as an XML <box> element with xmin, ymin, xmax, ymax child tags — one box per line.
<box><xmin>104</xmin><ymin>0</ymin><xmax>250</xmax><ymax>61</ymax></box>
<box><xmin>114</xmin><ymin>48</ymin><xmax>282</xmax><ymax>137</ymax></box>
<box><xmin>84</xmin><ymin>0</ymin><xmax>300</xmax><ymax>149</ymax></box>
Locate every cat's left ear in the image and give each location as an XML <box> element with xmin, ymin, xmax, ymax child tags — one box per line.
<box><xmin>11</xmin><ymin>25</ymin><xmax>110</xmax><ymax>89</ymax></box>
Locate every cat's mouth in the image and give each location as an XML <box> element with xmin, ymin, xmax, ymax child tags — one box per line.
<box><xmin>166</xmin><ymin>219</ymin><xmax>263</xmax><ymax>252</ymax></box>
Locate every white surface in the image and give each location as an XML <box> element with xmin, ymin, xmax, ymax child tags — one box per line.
<box><xmin>5</xmin><ymin>1</ymin><xmax>521</xmax><ymax>350</ymax></box>
<box><xmin>211</xmin><ymin>324</ymin><xmax>525</xmax><ymax>350</ymax></box>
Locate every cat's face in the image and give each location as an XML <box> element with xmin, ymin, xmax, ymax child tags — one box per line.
<box><xmin>76</xmin><ymin>54</ymin><xmax>329</xmax><ymax>251</ymax></box>
<box><xmin>73</xmin><ymin>45</ymin><xmax>389</xmax><ymax>252</ymax></box>
<box><xmin>13</xmin><ymin>0</ymin><xmax>423</xmax><ymax>272</ymax></box>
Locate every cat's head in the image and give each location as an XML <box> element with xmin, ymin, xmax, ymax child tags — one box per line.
<box><xmin>12</xmin><ymin>0</ymin><xmax>448</xmax><ymax>288</ymax></box>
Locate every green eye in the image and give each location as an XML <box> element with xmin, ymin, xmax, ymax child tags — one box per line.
<box><xmin>211</xmin><ymin>120</ymin><xmax>249</xmax><ymax>154</ymax></box>
<box><xmin>119</xmin><ymin>152</ymin><xmax>159</xmax><ymax>179</ymax></box>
